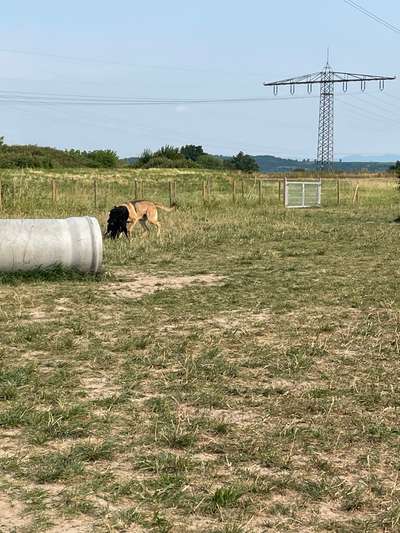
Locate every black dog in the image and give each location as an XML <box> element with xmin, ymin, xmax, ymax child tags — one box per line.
<box><xmin>104</xmin><ymin>205</ymin><xmax>130</xmax><ymax>239</ymax></box>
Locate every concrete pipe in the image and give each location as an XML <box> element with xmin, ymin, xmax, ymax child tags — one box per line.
<box><xmin>0</xmin><ymin>216</ymin><xmax>103</xmax><ymax>273</ymax></box>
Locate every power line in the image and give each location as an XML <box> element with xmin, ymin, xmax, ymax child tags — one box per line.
<box><xmin>0</xmin><ymin>48</ymin><xmax>265</xmax><ymax>78</ymax></box>
<box><xmin>337</xmin><ymin>94</ymin><xmax>400</xmax><ymax>124</ymax></box>
<box><xmin>0</xmin><ymin>90</ymin><xmax>321</xmax><ymax>106</ymax></box>
<box><xmin>363</xmin><ymin>92</ymin><xmax>400</xmax><ymax>114</ymax></box>
<box><xmin>347</xmin><ymin>94</ymin><xmax>399</xmax><ymax>119</ymax></box>
<box><xmin>381</xmin><ymin>91</ymin><xmax>400</xmax><ymax>103</ymax></box>
<box><xmin>343</xmin><ymin>0</ymin><xmax>400</xmax><ymax>35</ymax></box>
<box><xmin>7</xmin><ymin>100</ymin><xmax>305</xmax><ymax>157</ymax></box>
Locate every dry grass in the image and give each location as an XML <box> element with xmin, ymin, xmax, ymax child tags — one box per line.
<box><xmin>0</xmin><ymin>168</ymin><xmax>399</xmax><ymax>532</ymax></box>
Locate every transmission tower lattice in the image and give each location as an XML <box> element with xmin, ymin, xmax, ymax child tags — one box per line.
<box><xmin>264</xmin><ymin>62</ymin><xmax>395</xmax><ymax>170</ymax></box>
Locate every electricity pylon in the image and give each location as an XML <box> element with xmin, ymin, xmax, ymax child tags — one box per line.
<box><xmin>264</xmin><ymin>60</ymin><xmax>395</xmax><ymax>170</ymax></box>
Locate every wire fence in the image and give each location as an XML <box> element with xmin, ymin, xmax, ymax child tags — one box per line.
<box><xmin>0</xmin><ymin>171</ymin><xmax>397</xmax><ymax>217</ymax></box>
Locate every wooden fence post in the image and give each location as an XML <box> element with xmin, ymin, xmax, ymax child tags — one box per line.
<box><xmin>141</xmin><ymin>181</ymin><xmax>145</xmax><ymax>199</ymax></box>
<box><xmin>104</xmin><ymin>181</ymin><xmax>108</xmax><ymax>208</ymax></box>
<box><xmin>336</xmin><ymin>179</ymin><xmax>340</xmax><ymax>205</ymax></box>
<box><xmin>352</xmin><ymin>184</ymin><xmax>359</xmax><ymax>205</ymax></box>
<box><xmin>241</xmin><ymin>179</ymin><xmax>245</xmax><ymax>199</ymax></box>
<box><xmin>169</xmin><ymin>181</ymin><xmax>174</xmax><ymax>207</ymax></box>
<box><xmin>232</xmin><ymin>179</ymin><xmax>236</xmax><ymax>203</ymax></box>
<box><xmin>202</xmin><ymin>181</ymin><xmax>207</xmax><ymax>202</ymax></box>
<box><xmin>207</xmin><ymin>177</ymin><xmax>212</xmax><ymax>199</ymax></box>
<box><xmin>173</xmin><ymin>180</ymin><xmax>177</xmax><ymax>204</ymax></box>
<box><xmin>12</xmin><ymin>178</ymin><xmax>16</xmax><ymax>208</ymax></box>
<box><xmin>93</xmin><ymin>178</ymin><xmax>98</xmax><ymax>208</ymax></box>
<box><xmin>134</xmin><ymin>180</ymin><xmax>139</xmax><ymax>198</ymax></box>
<box><xmin>51</xmin><ymin>179</ymin><xmax>57</xmax><ymax>204</ymax></box>
<box><xmin>258</xmin><ymin>179</ymin><xmax>262</xmax><ymax>204</ymax></box>
<box><xmin>278</xmin><ymin>180</ymin><xmax>282</xmax><ymax>202</ymax></box>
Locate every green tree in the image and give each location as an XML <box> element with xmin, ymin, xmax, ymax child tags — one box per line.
<box><xmin>141</xmin><ymin>156</ymin><xmax>194</xmax><ymax>169</ymax></box>
<box><xmin>389</xmin><ymin>160</ymin><xmax>400</xmax><ymax>176</ymax></box>
<box><xmin>180</xmin><ymin>144</ymin><xmax>204</xmax><ymax>161</ymax></box>
<box><xmin>227</xmin><ymin>151</ymin><xmax>259</xmax><ymax>172</ymax></box>
<box><xmin>87</xmin><ymin>149</ymin><xmax>118</xmax><ymax>168</ymax></box>
<box><xmin>196</xmin><ymin>154</ymin><xmax>223</xmax><ymax>169</ymax></box>
<box><xmin>153</xmin><ymin>145</ymin><xmax>183</xmax><ymax>160</ymax></box>
<box><xmin>135</xmin><ymin>148</ymin><xmax>153</xmax><ymax>167</ymax></box>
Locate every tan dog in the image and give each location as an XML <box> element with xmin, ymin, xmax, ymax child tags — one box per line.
<box><xmin>105</xmin><ymin>200</ymin><xmax>176</xmax><ymax>239</ymax></box>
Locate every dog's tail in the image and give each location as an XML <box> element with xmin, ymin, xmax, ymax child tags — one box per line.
<box><xmin>154</xmin><ymin>202</ymin><xmax>177</xmax><ymax>212</ymax></box>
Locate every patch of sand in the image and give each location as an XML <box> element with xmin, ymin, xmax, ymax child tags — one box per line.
<box><xmin>0</xmin><ymin>429</ymin><xmax>25</xmax><ymax>458</ymax></box>
<box><xmin>81</xmin><ymin>375</ymin><xmax>120</xmax><ymax>401</ymax></box>
<box><xmin>46</xmin><ymin>518</ymin><xmax>94</xmax><ymax>533</ymax></box>
<box><xmin>103</xmin><ymin>273</ymin><xmax>224</xmax><ymax>299</ymax></box>
<box><xmin>0</xmin><ymin>492</ymin><xmax>28</xmax><ymax>531</ymax></box>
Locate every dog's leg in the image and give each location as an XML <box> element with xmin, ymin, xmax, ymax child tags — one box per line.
<box><xmin>147</xmin><ymin>211</ymin><xmax>161</xmax><ymax>238</ymax></box>
<box><xmin>127</xmin><ymin>219</ymin><xmax>139</xmax><ymax>239</ymax></box>
<box><xmin>152</xmin><ymin>221</ymin><xmax>161</xmax><ymax>238</ymax></box>
<box><xmin>139</xmin><ymin>219</ymin><xmax>150</xmax><ymax>238</ymax></box>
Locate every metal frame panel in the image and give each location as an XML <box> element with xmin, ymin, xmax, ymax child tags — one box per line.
<box><xmin>284</xmin><ymin>178</ymin><xmax>321</xmax><ymax>209</ymax></box>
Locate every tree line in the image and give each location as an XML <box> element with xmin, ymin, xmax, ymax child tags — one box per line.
<box><xmin>0</xmin><ymin>138</ymin><xmax>119</xmax><ymax>169</ymax></box>
<box><xmin>0</xmin><ymin>138</ymin><xmax>259</xmax><ymax>172</ymax></box>
<box><xmin>132</xmin><ymin>145</ymin><xmax>259</xmax><ymax>172</ymax></box>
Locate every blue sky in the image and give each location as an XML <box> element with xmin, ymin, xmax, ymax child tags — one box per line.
<box><xmin>1</xmin><ymin>0</ymin><xmax>400</xmax><ymax>159</ymax></box>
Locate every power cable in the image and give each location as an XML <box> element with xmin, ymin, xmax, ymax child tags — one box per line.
<box><xmin>363</xmin><ymin>92</ymin><xmax>400</xmax><ymax>114</ymax></box>
<box><xmin>0</xmin><ymin>48</ymin><xmax>265</xmax><ymax>77</ymax></box>
<box><xmin>0</xmin><ymin>91</ymin><xmax>321</xmax><ymax>106</ymax></box>
<box><xmin>381</xmin><ymin>91</ymin><xmax>400</xmax><ymax>103</ymax></box>
<box><xmin>343</xmin><ymin>0</ymin><xmax>400</xmax><ymax>35</ymax></box>
<box><xmin>347</xmin><ymin>93</ymin><xmax>399</xmax><ymax>119</ymax></box>
<box><xmin>337</xmin><ymin>95</ymin><xmax>400</xmax><ymax>124</ymax></box>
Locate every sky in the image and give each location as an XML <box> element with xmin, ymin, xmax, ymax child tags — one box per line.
<box><xmin>1</xmin><ymin>0</ymin><xmax>400</xmax><ymax>159</ymax></box>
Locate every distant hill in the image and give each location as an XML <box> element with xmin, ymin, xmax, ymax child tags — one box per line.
<box><xmin>341</xmin><ymin>154</ymin><xmax>400</xmax><ymax>163</ymax></box>
<box><xmin>122</xmin><ymin>156</ymin><xmax>138</xmax><ymax>166</ymax></box>
<box><xmin>252</xmin><ymin>155</ymin><xmax>393</xmax><ymax>173</ymax></box>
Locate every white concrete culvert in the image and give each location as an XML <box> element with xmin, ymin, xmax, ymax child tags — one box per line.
<box><xmin>0</xmin><ymin>216</ymin><xmax>103</xmax><ymax>273</ymax></box>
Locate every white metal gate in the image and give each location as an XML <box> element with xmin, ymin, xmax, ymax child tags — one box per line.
<box><xmin>284</xmin><ymin>178</ymin><xmax>321</xmax><ymax>208</ymax></box>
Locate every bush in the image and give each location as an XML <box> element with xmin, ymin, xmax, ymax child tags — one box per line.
<box><xmin>226</xmin><ymin>151</ymin><xmax>259</xmax><ymax>172</ymax></box>
<box><xmin>87</xmin><ymin>150</ymin><xmax>118</xmax><ymax>168</ymax></box>
<box><xmin>153</xmin><ymin>145</ymin><xmax>183</xmax><ymax>161</ymax></box>
<box><xmin>196</xmin><ymin>154</ymin><xmax>223</xmax><ymax>169</ymax></box>
<box><xmin>0</xmin><ymin>143</ymin><xmax>120</xmax><ymax>169</ymax></box>
<box><xmin>180</xmin><ymin>145</ymin><xmax>205</xmax><ymax>161</ymax></box>
<box><xmin>135</xmin><ymin>149</ymin><xmax>153</xmax><ymax>167</ymax></box>
<box><xmin>142</xmin><ymin>156</ymin><xmax>195</xmax><ymax>169</ymax></box>
<box><xmin>132</xmin><ymin>144</ymin><xmax>258</xmax><ymax>172</ymax></box>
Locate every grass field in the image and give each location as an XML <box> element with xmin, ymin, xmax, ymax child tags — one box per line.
<box><xmin>0</xmin><ymin>169</ymin><xmax>399</xmax><ymax>532</ymax></box>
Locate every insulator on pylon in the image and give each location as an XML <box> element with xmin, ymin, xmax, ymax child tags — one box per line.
<box><xmin>290</xmin><ymin>83</ymin><xmax>295</xmax><ymax>95</ymax></box>
<box><xmin>273</xmin><ymin>85</ymin><xmax>278</xmax><ymax>95</ymax></box>
<box><xmin>361</xmin><ymin>80</ymin><xmax>366</xmax><ymax>92</ymax></box>
<box><xmin>307</xmin><ymin>83</ymin><xmax>312</xmax><ymax>94</ymax></box>
<box><xmin>379</xmin><ymin>79</ymin><xmax>385</xmax><ymax>91</ymax></box>
<box><xmin>342</xmin><ymin>80</ymin><xmax>348</xmax><ymax>93</ymax></box>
